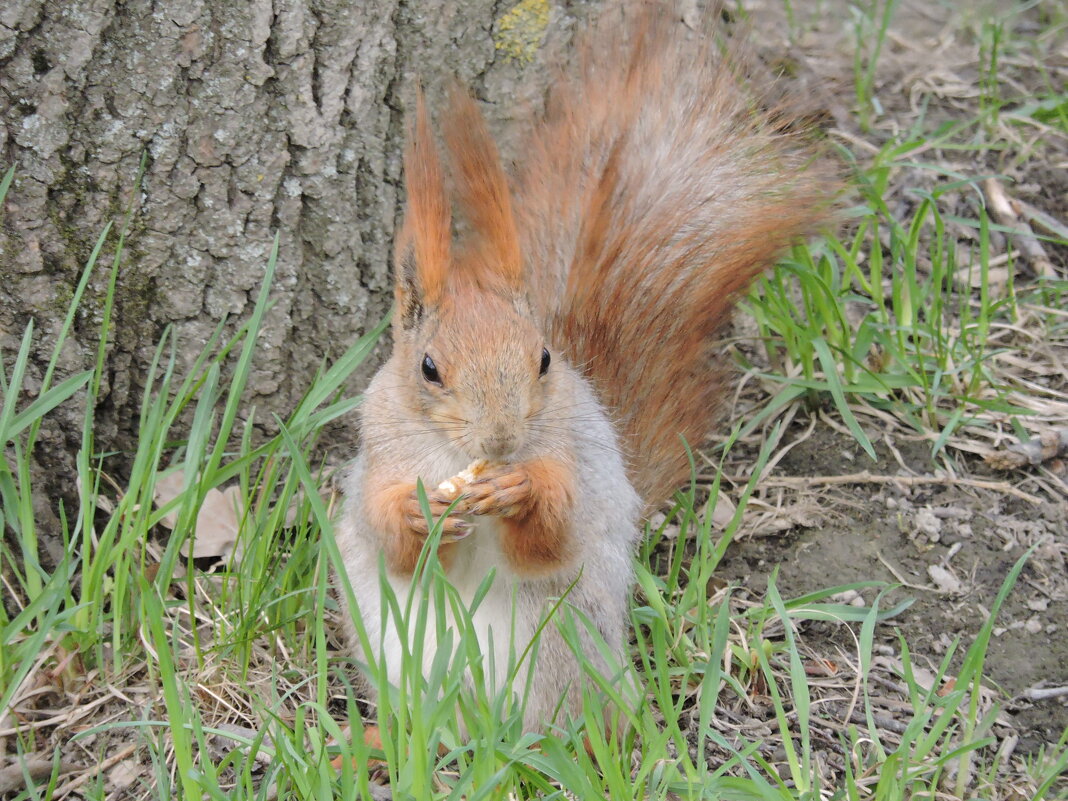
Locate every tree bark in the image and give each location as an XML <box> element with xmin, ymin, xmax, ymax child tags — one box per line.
<box><xmin>0</xmin><ymin>0</ymin><xmax>592</xmax><ymax>543</ymax></box>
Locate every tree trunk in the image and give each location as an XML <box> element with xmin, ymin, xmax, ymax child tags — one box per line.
<box><xmin>0</xmin><ymin>0</ymin><xmax>591</xmax><ymax>549</ymax></box>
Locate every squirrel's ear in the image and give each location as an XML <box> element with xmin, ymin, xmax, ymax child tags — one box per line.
<box><xmin>441</xmin><ymin>87</ymin><xmax>522</xmax><ymax>291</ymax></box>
<box><xmin>394</xmin><ymin>87</ymin><xmax>451</xmax><ymax>330</ymax></box>
<box><xmin>393</xmin><ymin>239</ymin><xmax>425</xmax><ymax>331</ymax></box>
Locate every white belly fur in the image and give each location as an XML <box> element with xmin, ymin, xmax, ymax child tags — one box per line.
<box><xmin>368</xmin><ymin>516</ymin><xmax>538</xmax><ymax>704</ymax></box>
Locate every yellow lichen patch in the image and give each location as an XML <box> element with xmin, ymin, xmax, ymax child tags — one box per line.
<box><xmin>494</xmin><ymin>0</ymin><xmax>551</xmax><ymax>64</ymax></box>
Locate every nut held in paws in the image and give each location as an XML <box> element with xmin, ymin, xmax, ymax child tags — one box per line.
<box><xmin>435</xmin><ymin>459</ymin><xmax>490</xmax><ymax>501</ymax></box>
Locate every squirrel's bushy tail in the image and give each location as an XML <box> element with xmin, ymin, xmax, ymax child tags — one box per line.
<box><xmin>513</xmin><ymin>7</ymin><xmax>835</xmax><ymax>507</ymax></box>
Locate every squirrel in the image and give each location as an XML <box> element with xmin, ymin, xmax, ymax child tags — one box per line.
<box><xmin>335</xmin><ymin>4</ymin><xmax>833</xmax><ymax>733</ymax></box>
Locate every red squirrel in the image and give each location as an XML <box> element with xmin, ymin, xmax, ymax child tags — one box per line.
<box><xmin>335</xmin><ymin>5</ymin><xmax>833</xmax><ymax>732</ymax></box>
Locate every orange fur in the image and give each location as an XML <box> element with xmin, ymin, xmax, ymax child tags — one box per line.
<box><xmin>395</xmin><ymin>89</ymin><xmax>451</xmax><ymax>316</ymax></box>
<box><xmin>364</xmin><ymin>480</ymin><xmax>424</xmax><ymax>575</ymax></box>
<box><xmin>329</xmin><ymin>725</ymin><xmax>452</xmax><ymax>775</ymax></box>
<box><xmin>512</xmin><ymin>10</ymin><xmax>837</xmax><ymax>507</ymax></box>
<box><xmin>328</xmin><ymin>725</ymin><xmax>384</xmax><ymax>773</ymax></box>
<box><xmin>364</xmin><ymin>479</ymin><xmax>457</xmax><ymax>575</ymax></box>
<box><xmin>381</xmin><ymin>6</ymin><xmax>835</xmax><ymax>563</ymax></box>
<box><xmin>441</xmin><ymin>89</ymin><xmax>523</xmax><ymax>292</ymax></box>
<box><xmin>498</xmin><ymin>458</ymin><xmax>575</xmax><ymax>576</ymax></box>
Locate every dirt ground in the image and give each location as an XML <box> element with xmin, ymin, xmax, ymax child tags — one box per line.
<box><xmin>715</xmin><ymin>424</ymin><xmax>1068</xmax><ymax>754</ymax></box>
<box><xmin>716</xmin><ymin>0</ymin><xmax>1068</xmax><ymax>762</ymax></box>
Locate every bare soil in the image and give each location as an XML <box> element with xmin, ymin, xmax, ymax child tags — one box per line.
<box><xmin>716</xmin><ymin>424</ymin><xmax>1068</xmax><ymax>754</ymax></box>
<box><xmin>721</xmin><ymin>0</ymin><xmax>1068</xmax><ymax>761</ymax></box>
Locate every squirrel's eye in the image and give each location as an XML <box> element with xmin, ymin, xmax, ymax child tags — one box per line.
<box><xmin>421</xmin><ymin>354</ymin><xmax>442</xmax><ymax>386</ymax></box>
<box><xmin>539</xmin><ymin>348</ymin><xmax>551</xmax><ymax>377</ymax></box>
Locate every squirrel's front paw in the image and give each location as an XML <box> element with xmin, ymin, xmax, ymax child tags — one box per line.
<box><xmin>460</xmin><ymin>465</ymin><xmax>532</xmax><ymax>518</ymax></box>
<box><xmin>402</xmin><ymin>489</ymin><xmax>472</xmax><ymax>542</ymax></box>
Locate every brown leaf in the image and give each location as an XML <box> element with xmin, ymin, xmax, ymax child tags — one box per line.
<box><xmin>985</xmin><ymin>429</ymin><xmax>1068</xmax><ymax>471</ymax></box>
<box><xmin>153</xmin><ymin>470</ymin><xmax>245</xmax><ymax>562</ymax></box>
<box><xmin>107</xmin><ymin>759</ymin><xmax>140</xmax><ymax>794</ymax></box>
<box><xmin>804</xmin><ymin>658</ymin><xmax>839</xmax><ymax>677</ymax></box>
<box><xmin>152</xmin><ymin>470</ymin><xmax>187</xmax><ymax>529</ymax></box>
<box><xmin>710</xmin><ymin>494</ymin><xmax>736</xmax><ymax>528</ymax></box>
<box><xmin>181</xmin><ymin>484</ymin><xmax>243</xmax><ymax>561</ymax></box>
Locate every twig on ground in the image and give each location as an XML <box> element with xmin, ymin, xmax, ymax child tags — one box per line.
<box><xmin>0</xmin><ymin>757</ymin><xmax>79</xmax><ymax>795</ymax></box>
<box><xmin>985</xmin><ymin>429</ymin><xmax>1068</xmax><ymax>471</ymax></box>
<box><xmin>0</xmin><ymin>691</ymin><xmax>115</xmax><ymax>738</ymax></box>
<box><xmin>849</xmin><ymin>709</ymin><xmax>909</xmax><ymax>735</ymax></box>
<box><xmin>1014</xmin><ymin>198</ymin><xmax>1068</xmax><ymax>242</ymax></box>
<box><xmin>876</xmin><ymin>552</ymin><xmax>938</xmax><ymax>592</ymax></box>
<box><xmin>52</xmin><ymin>744</ymin><xmax>137</xmax><ymax>799</ymax></box>
<box><xmin>719</xmin><ymin>470</ymin><xmax>1044</xmax><ymax>505</ymax></box>
<box><xmin>867</xmin><ymin>673</ymin><xmax>909</xmax><ymax>696</ymax></box>
<box><xmin>983</xmin><ymin>178</ymin><xmax>1057</xmax><ymax>278</ymax></box>
<box><xmin>1022</xmin><ymin>685</ymin><xmax>1068</xmax><ymax>702</ymax></box>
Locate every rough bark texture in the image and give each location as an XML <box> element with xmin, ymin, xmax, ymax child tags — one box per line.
<box><xmin>0</xmin><ymin>0</ymin><xmax>595</xmax><ymax>542</ymax></box>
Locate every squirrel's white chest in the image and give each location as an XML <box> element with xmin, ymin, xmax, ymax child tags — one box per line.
<box><xmin>429</xmin><ymin>515</ymin><xmax>530</xmax><ymax>647</ymax></box>
<box><xmin>376</xmin><ymin>516</ymin><xmax>537</xmax><ymax>696</ymax></box>
<box><xmin>447</xmin><ymin>514</ymin><xmax>514</xmax><ymax>586</ymax></box>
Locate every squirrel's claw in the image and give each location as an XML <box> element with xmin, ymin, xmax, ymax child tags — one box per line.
<box><xmin>403</xmin><ymin>492</ymin><xmax>472</xmax><ymax>540</ymax></box>
<box><xmin>406</xmin><ymin>516</ymin><xmax>472</xmax><ymax>542</ymax></box>
<box><xmin>463</xmin><ymin>467</ymin><xmax>532</xmax><ymax>518</ymax></box>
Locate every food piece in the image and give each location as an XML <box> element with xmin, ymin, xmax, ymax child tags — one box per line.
<box><xmin>435</xmin><ymin>459</ymin><xmax>490</xmax><ymax>500</ymax></box>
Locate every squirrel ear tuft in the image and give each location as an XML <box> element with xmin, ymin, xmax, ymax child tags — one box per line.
<box><xmin>394</xmin><ymin>86</ymin><xmax>451</xmax><ymax>328</ymax></box>
<box><xmin>441</xmin><ymin>87</ymin><xmax>522</xmax><ymax>291</ymax></box>
<box><xmin>394</xmin><ymin>240</ymin><xmax>425</xmax><ymax>331</ymax></box>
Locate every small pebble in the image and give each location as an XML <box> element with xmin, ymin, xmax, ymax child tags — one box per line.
<box><xmin>928</xmin><ymin>564</ymin><xmax>962</xmax><ymax>594</ymax></box>
<box><xmin>831</xmin><ymin>589</ymin><xmax>860</xmax><ymax>604</ymax></box>
<box><xmin>914</xmin><ymin>508</ymin><xmax>942</xmax><ymax>540</ymax></box>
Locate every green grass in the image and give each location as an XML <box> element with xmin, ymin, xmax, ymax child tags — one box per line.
<box><xmin>740</xmin><ymin>0</ymin><xmax>1068</xmax><ymax>464</ymax></box>
<box><xmin>850</xmin><ymin>0</ymin><xmax>899</xmax><ymax>132</ymax></box>
<box><xmin>3</xmin><ymin>1</ymin><xmax>1068</xmax><ymax>798</ymax></box>
<box><xmin>1</xmin><ymin>208</ymin><xmax>1062</xmax><ymax>796</ymax></box>
<box><xmin>743</xmin><ymin>156</ymin><xmax>1028</xmax><ymax>460</ymax></box>
<box><xmin>743</xmin><ymin>78</ymin><xmax>1068</xmax><ymax>463</ymax></box>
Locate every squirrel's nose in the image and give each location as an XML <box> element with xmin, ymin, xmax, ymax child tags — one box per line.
<box><xmin>480</xmin><ymin>429</ymin><xmax>519</xmax><ymax>459</ymax></box>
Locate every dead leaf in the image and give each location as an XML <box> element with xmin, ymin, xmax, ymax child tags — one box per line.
<box><xmin>804</xmin><ymin>658</ymin><xmax>838</xmax><ymax>677</ymax></box>
<box><xmin>985</xmin><ymin>429</ymin><xmax>1068</xmax><ymax>471</ymax></box>
<box><xmin>107</xmin><ymin>759</ymin><xmax>140</xmax><ymax>794</ymax></box>
<box><xmin>153</xmin><ymin>470</ymin><xmax>187</xmax><ymax>529</ymax></box>
<box><xmin>983</xmin><ymin>178</ymin><xmax>1056</xmax><ymax>278</ymax></box>
<box><xmin>910</xmin><ymin>665</ymin><xmax>938</xmax><ymax>692</ymax></box>
<box><xmin>184</xmin><ymin>485</ymin><xmax>243</xmax><ymax>560</ymax></box>
<box><xmin>153</xmin><ymin>470</ymin><xmax>245</xmax><ymax>562</ymax></box>
<box><xmin>711</xmin><ymin>494</ymin><xmax>737</xmax><ymax>528</ymax></box>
